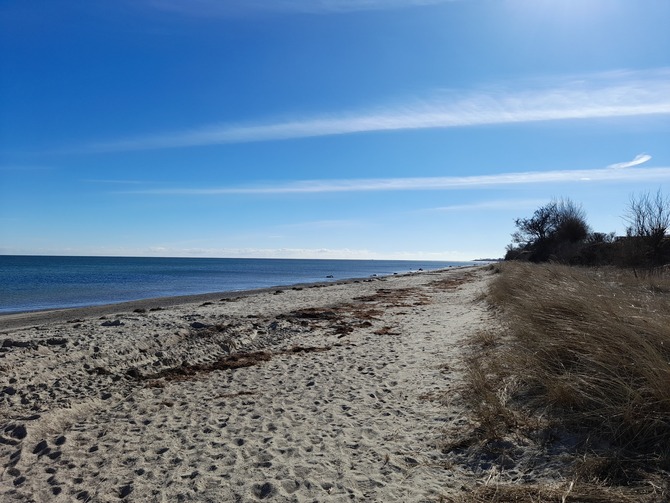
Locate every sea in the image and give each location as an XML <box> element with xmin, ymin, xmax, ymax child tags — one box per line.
<box><xmin>0</xmin><ymin>255</ymin><xmax>478</xmax><ymax>314</ymax></box>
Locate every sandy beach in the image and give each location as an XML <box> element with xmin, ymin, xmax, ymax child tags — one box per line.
<box><xmin>1</xmin><ymin>266</ymin><xmax>493</xmax><ymax>502</ymax></box>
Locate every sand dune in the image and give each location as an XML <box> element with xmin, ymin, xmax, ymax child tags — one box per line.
<box><xmin>0</xmin><ymin>267</ymin><xmax>492</xmax><ymax>502</ymax></box>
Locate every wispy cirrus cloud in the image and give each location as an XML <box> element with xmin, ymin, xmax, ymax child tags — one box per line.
<box><xmin>146</xmin><ymin>0</ymin><xmax>456</xmax><ymax>16</ymax></box>
<box><xmin>427</xmin><ymin>199</ymin><xmax>548</xmax><ymax>212</ymax></box>
<box><xmin>81</xmin><ymin>69</ymin><xmax>670</xmax><ymax>153</ymax></box>
<box><xmin>607</xmin><ymin>153</ymin><xmax>652</xmax><ymax>170</ymax></box>
<box><xmin>0</xmin><ymin>244</ymin><xmax>465</xmax><ymax>261</ymax></box>
<box><xmin>142</xmin><ymin>246</ymin><xmax>470</xmax><ymax>261</ymax></box>
<box><xmin>124</xmin><ymin>157</ymin><xmax>670</xmax><ymax>196</ymax></box>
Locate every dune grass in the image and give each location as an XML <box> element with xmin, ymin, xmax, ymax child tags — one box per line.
<box><xmin>455</xmin><ymin>482</ymin><xmax>655</xmax><ymax>503</ymax></box>
<box><xmin>461</xmin><ymin>262</ymin><xmax>670</xmax><ymax>497</ymax></box>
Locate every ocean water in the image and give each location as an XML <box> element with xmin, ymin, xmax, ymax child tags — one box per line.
<box><xmin>0</xmin><ymin>255</ymin><xmax>477</xmax><ymax>314</ymax></box>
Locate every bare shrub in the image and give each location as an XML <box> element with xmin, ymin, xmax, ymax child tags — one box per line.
<box><xmin>623</xmin><ymin>190</ymin><xmax>670</xmax><ymax>268</ymax></box>
<box><xmin>625</xmin><ymin>190</ymin><xmax>670</xmax><ymax>243</ymax></box>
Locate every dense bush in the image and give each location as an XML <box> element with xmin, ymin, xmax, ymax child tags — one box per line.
<box><xmin>505</xmin><ymin>198</ymin><xmax>590</xmax><ymax>263</ymax></box>
<box><xmin>505</xmin><ymin>192</ymin><xmax>670</xmax><ymax>269</ymax></box>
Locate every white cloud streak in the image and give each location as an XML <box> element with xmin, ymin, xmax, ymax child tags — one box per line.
<box><xmin>0</xmin><ymin>245</ymin><xmax>470</xmax><ymax>261</ymax></box>
<box><xmin>607</xmin><ymin>153</ymin><xmax>652</xmax><ymax>170</ymax></box>
<box><xmin>82</xmin><ymin>69</ymin><xmax>670</xmax><ymax>153</ymax></box>
<box><xmin>125</xmin><ymin>164</ymin><xmax>670</xmax><ymax>196</ymax></box>
<box><xmin>428</xmin><ymin>199</ymin><xmax>547</xmax><ymax>212</ymax></box>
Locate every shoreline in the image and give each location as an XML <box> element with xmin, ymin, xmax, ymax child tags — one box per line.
<box><xmin>0</xmin><ymin>266</ymin><xmax>474</xmax><ymax>331</ymax></box>
<box><xmin>1</xmin><ymin>265</ymin><xmax>494</xmax><ymax>502</ymax></box>
<box><xmin>1</xmin><ymin>256</ymin><xmax>478</xmax><ymax>321</ymax></box>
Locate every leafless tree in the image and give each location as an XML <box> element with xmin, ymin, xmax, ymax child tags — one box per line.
<box><xmin>624</xmin><ymin>190</ymin><xmax>670</xmax><ymax>243</ymax></box>
<box><xmin>623</xmin><ymin>190</ymin><xmax>670</xmax><ymax>268</ymax></box>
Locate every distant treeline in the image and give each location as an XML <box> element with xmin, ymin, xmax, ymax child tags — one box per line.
<box><xmin>505</xmin><ymin>190</ymin><xmax>670</xmax><ymax>269</ymax></box>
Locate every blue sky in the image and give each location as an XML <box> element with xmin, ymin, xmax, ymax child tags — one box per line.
<box><xmin>1</xmin><ymin>0</ymin><xmax>670</xmax><ymax>260</ymax></box>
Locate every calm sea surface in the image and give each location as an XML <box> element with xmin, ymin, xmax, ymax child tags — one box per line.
<box><xmin>0</xmin><ymin>256</ymin><xmax>477</xmax><ymax>314</ymax></box>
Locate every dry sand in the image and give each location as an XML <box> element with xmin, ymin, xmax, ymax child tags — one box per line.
<box><xmin>0</xmin><ymin>266</ymin><xmax>494</xmax><ymax>502</ymax></box>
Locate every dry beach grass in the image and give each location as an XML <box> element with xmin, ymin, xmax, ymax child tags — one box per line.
<box><xmin>457</xmin><ymin>262</ymin><xmax>670</xmax><ymax>501</ymax></box>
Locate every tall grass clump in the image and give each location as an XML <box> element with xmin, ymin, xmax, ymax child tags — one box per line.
<box><xmin>486</xmin><ymin>262</ymin><xmax>670</xmax><ymax>479</ymax></box>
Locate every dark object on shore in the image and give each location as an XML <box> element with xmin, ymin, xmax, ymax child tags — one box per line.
<box><xmin>45</xmin><ymin>338</ymin><xmax>67</xmax><ymax>346</ymax></box>
<box><xmin>33</xmin><ymin>440</ymin><xmax>48</xmax><ymax>454</ymax></box>
<box><xmin>100</xmin><ymin>320</ymin><xmax>124</xmax><ymax>327</ymax></box>
<box><xmin>143</xmin><ymin>351</ymin><xmax>272</xmax><ymax>382</ymax></box>
<box><xmin>126</xmin><ymin>367</ymin><xmax>142</xmax><ymax>379</ymax></box>
<box><xmin>119</xmin><ymin>483</ymin><xmax>133</xmax><ymax>499</ymax></box>
<box><xmin>190</xmin><ymin>322</ymin><xmax>208</xmax><ymax>330</ymax></box>
<box><xmin>7</xmin><ymin>424</ymin><xmax>27</xmax><ymax>440</ymax></box>
<box><xmin>2</xmin><ymin>339</ymin><xmax>36</xmax><ymax>349</ymax></box>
